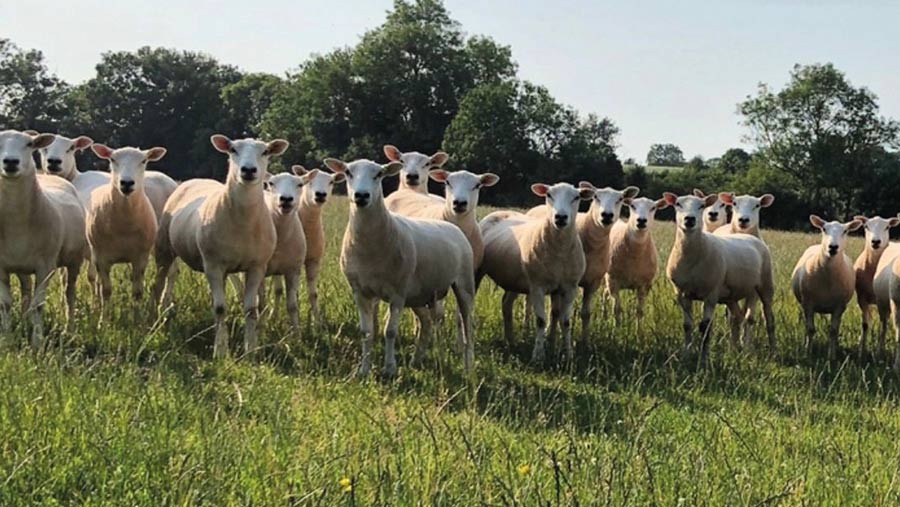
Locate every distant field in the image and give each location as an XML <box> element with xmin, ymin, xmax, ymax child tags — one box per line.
<box><xmin>1</xmin><ymin>197</ymin><xmax>899</xmax><ymax>506</ymax></box>
<box><xmin>624</xmin><ymin>163</ymin><xmax>684</xmax><ymax>173</ymax></box>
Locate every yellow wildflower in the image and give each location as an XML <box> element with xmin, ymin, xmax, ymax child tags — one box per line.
<box><xmin>339</xmin><ymin>477</ymin><xmax>353</xmax><ymax>492</ymax></box>
<box><xmin>517</xmin><ymin>464</ymin><xmax>531</xmax><ymax>476</ymax></box>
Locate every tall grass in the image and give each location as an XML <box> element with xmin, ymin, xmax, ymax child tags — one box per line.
<box><xmin>1</xmin><ymin>196</ymin><xmax>898</xmax><ymax>505</ymax></box>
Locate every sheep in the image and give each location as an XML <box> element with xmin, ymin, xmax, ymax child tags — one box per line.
<box><xmin>382</xmin><ymin>144</ymin><xmax>448</xmax><ymax>194</ymax></box>
<box><xmin>713</xmin><ymin>193</ymin><xmax>775</xmax><ymax>237</ymax></box>
<box><xmin>324</xmin><ymin>157</ymin><xmax>476</xmax><ymax>378</ymax></box>
<box><xmin>693</xmin><ymin>189</ymin><xmax>730</xmax><ymax>233</ymax></box>
<box><xmin>523</xmin><ymin>183</ymin><xmax>639</xmax><ymax>343</ymax></box>
<box><xmin>258</xmin><ymin>167</ymin><xmax>319</xmax><ymax>334</ymax></box>
<box><xmin>87</xmin><ymin>143</ymin><xmax>167</xmax><ymax>313</ymax></box>
<box><xmin>853</xmin><ymin>215</ymin><xmax>900</xmax><ymax>358</ymax></box>
<box><xmin>605</xmin><ymin>196</ymin><xmax>670</xmax><ymax>327</ymax></box>
<box><xmin>791</xmin><ymin>215</ymin><xmax>863</xmax><ymax>359</ymax></box>
<box><xmin>39</xmin><ymin>133</ymin><xmax>178</xmax><ymax>221</ymax></box>
<box><xmin>0</xmin><ymin>130</ymin><xmax>86</xmax><ymax>346</ymax></box>
<box><xmin>664</xmin><ymin>192</ymin><xmax>776</xmax><ymax>363</ymax></box>
<box><xmin>152</xmin><ymin>135</ymin><xmax>287</xmax><ymax>359</ymax></box>
<box><xmin>480</xmin><ymin>183</ymin><xmax>594</xmax><ymax>363</ymax></box>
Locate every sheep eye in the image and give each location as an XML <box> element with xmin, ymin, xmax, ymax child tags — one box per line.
<box><xmin>474</xmin><ymin>183</ymin><xmax>481</xmax><ymax>190</ymax></box>
<box><xmin>229</xmin><ymin>147</ymin><xmax>237</xmax><ymax>154</ymax></box>
<box><xmin>572</xmin><ymin>196</ymin><xmax>579</xmax><ymax>203</ymax></box>
<box><xmin>675</xmin><ymin>203</ymin><xmax>682</xmax><ymax>208</ymax></box>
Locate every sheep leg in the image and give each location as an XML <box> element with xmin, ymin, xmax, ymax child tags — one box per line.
<box><xmin>130</xmin><ymin>254</ymin><xmax>149</xmax><ymax>324</ymax></box>
<box><xmin>205</xmin><ymin>266</ymin><xmax>230</xmax><ymax>359</ymax></box>
<box><xmin>548</xmin><ymin>293</ymin><xmax>561</xmax><ymax>353</ymax></box>
<box><xmin>502</xmin><ymin>291</ymin><xmax>517</xmax><ymax>347</ymax></box>
<box><xmin>580</xmin><ymin>285</ymin><xmax>598</xmax><ymax>344</ymax></box>
<box><xmin>0</xmin><ymin>272</ymin><xmax>12</xmax><ymax>336</ymax></box>
<box><xmin>284</xmin><ymin>272</ymin><xmax>301</xmax><ymax>337</ymax></box>
<box><xmin>726</xmin><ymin>301</ymin><xmax>742</xmax><ymax>349</ymax></box>
<box><xmin>609</xmin><ymin>283</ymin><xmax>623</xmax><ymax>327</ymax></box>
<box><xmin>677</xmin><ymin>293</ymin><xmax>694</xmax><ymax>353</ymax></box>
<box><xmin>698</xmin><ymin>298</ymin><xmax>716</xmax><ymax>366</ymax></box>
<box><xmin>528</xmin><ymin>288</ymin><xmax>548</xmax><ymax>363</ymax></box>
<box><xmin>742</xmin><ymin>293</ymin><xmax>759</xmax><ymax>350</ymax></box>
<box><xmin>17</xmin><ymin>274</ymin><xmax>31</xmax><ymax>316</ymax></box>
<box><xmin>351</xmin><ymin>291</ymin><xmax>377</xmax><ymax>378</ymax></box>
<box><xmin>892</xmin><ymin>300</ymin><xmax>900</xmax><ymax>370</ymax></box>
<box><xmin>64</xmin><ymin>264</ymin><xmax>79</xmax><ymax>332</ymax></box>
<box><xmin>559</xmin><ymin>287</ymin><xmax>578</xmax><ymax>364</ymax></box>
<box><xmin>452</xmin><ymin>280</ymin><xmax>476</xmax><ymax>374</ymax></box>
<box><xmin>273</xmin><ymin>275</ymin><xmax>284</xmax><ymax>302</ymax></box>
<box><xmin>828</xmin><ymin>306</ymin><xmax>846</xmax><ymax>362</ymax></box>
<box><xmin>151</xmin><ymin>255</ymin><xmax>178</xmax><ymax>321</ymax></box>
<box><xmin>878</xmin><ymin>305</ymin><xmax>889</xmax><ymax>358</ymax></box>
<box><xmin>96</xmin><ymin>260</ymin><xmax>113</xmax><ymax>320</ymax></box>
<box><xmin>305</xmin><ymin>260</ymin><xmax>321</xmax><ymax>329</ymax></box>
<box><xmin>411</xmin><ymin>306</ymin><xmax>433</xmax><ymax>368</ymax></box>
<box><xmin>858</xmin><ymin>303</ymin><xmax>870</xmax><ymax>359</ymax></box>
<box><xmin>803</xmin><ymin>305</ymin><xmax>816</xmax><ymax>356</ymax></box>
<box><xmin>760</xmin><ymin>290</ymin><xmax>776</xmax><ymax>353</ymax></box>
<box><xmin>242</xmin><ymin>267</ymin><xmax>266</xmax><ymax>358</ymax></box>
<box><xmin>29</xmin><ymin>266</ymin><xmax>55</xmax><ymax>349</ymax></box>
<box><xmin>383</xmin><ymin>299</ymin><xmax>404</xmax><ymax>379</ymax></box>
<box><xmin>636</xmin><ymin>286</ymin><xmax>649</xmax><ymax>331</ymax></box>
<box><xmin>256</xmin><ymin>277</ymin><xmax>268</xmax><ymax>329</ymax></box>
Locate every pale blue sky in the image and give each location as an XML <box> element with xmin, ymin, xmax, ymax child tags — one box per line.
<box><xmin>6</xmin><ymin>1</ymin><xmax>899</xmax><ymax>162</ymax></box>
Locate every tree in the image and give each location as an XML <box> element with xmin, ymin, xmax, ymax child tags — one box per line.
<box><xmin>0</xmin><ymin>38</ymin><xmax>71</xmax><ymax>132</ymax></box>
<box><xmin>220</xmin><ymin>73</ymin><xmax>285</xmax><ymax>139</ymax></box>
<box><xmin>740</xmin><ymin>63</ymin><xmax>900</xmax><ymax>218</ymax></box>
<box><xmin>646</xmin><ymin>143</ymin><xmax>685</xmax><ymax>166</ymax></box>
<box><xmin>684</xmin><ymin>155</ymin><xmax>707</xmax><ymax>171</ymax></box>
<box><xmin>718</xmin><ymin>147</ymin><xmax>751</xmax><ymax>174</ymax></box>
<box><xmin>75</xmin><ymin>47</ymin><xmax>242</xmax><ymax>179</ymax></box>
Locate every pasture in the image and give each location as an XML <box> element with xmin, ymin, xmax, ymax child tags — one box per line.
<box><xmin>1</xmin><ymin>196</ymin><xmax>899</xmax><ymax>506</ymax></box>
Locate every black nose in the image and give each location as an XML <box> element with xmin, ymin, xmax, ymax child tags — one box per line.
<box><xmin>739</xmin><ymin>217</ymin><xmax>750</xmax><ymax>225</ymax></box>
<box><xmin>636</xmin><ymin>218</ymin><xmax>648</xmax><ymax>229</ymax></box>
<box><xmin>452</xmin><ymin>200</ymin><xmax>468</xmax><ymax>212</ymax></box>
<box><xmin>354</xmin><ymin>192</ymin><xmax>370</xmax><ymax>206</ymax></box>
<box><xmin>314</xmin><ymin>192</ymin><xmax>327</xmax><ymax>203</ymax></box>
<box><xmin>872</xmin><ymin>240</ymin><xmax>882</xmax><ymax>249</ymax></box>
<box><xmin>280</xmin><ymin>195</ymin><xmax>294</xmax><ymax>203</ymax></box>
<box><xmin>684</xmin><ymin>216</ymin><xmax>697</xmax><ymax>228</ymax></box>
<box><xmin>828</xmin><ymin>245</ymin><xmax>839</xmax><ymax>256</ymax></box>
<box><xmin>554</xmin><ymin>214</ymin><xmax>568</xmax><ymax>227</ymax></box>
<box><xmin>120</xmin><ymin>180</ymin><xmax>135</xmax><ymax>194</ymax></box>
<box><xmin>240</xmin><ymin>166</ymin><xmax>257</xmax><ymax>179</ymax></box>
<box><xmin>406</xmin><ymin>174</ymin><xmax>419</xmax><ymax>185</ymax></box>
<box><xmin>46</xmin><ymin>158</ymin><xmax>61</xmax><ymax>166</ymax></box>
<box><xmin>3</xmin><ymin>158</ymin><xmax>19</xmax><ymax>173</ymax></box>
<box><xmin>600</xmin><ymin>212</ymin><xmax>614</xmax><ymax>224</ymax></box>
<box><xmin>707</xmin><ymin>212</ymin><xmax>718</xmax><ymax>220</ymax></box>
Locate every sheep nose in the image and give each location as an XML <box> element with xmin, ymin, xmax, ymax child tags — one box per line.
<box><xmin>46</xmin><ymin>158</ymin><xmax>62</xmax><ymax>168</ymax></box>
<box><xmin>314</xmin><ymin>192</ymin><xmax>327</xmax><ymax>203</ymax></box>
<box><xmin>600</xmin><ymin>212</ymin><xmax>614</xmax><ymax>225</ymax></box>
<box><xmin>738</xmin><ymin>217</ymin><xmax>751</xmax><ymax>227</ymax></box>
<box><xmin>240</xmin><ymin>166</ymin><xmax>257</xmax><ymax>180</ymax></box>
<box><xmin>452</xmin><ymin>200</ymin><xmax>468</xmax><ymax>212</ymax></box>
<box><xmin>279</xmin><ymin>195</ymin><xmax>294</xmax><ymax>204</ymax></box>
<box><xmin>405</xmin><ymin>174</ymin><xmax>420</xmax><ymax>185</ymax></box>
<box><xmin>636</xmin><ymin>218</ymin><xmax>648</xmax><ymax>229</ymax></box>
<box><xmin>554</xmin><ymin>214</ymin><xmax>568</xmax><ymax>227</ymax></box>
<box><xmin>707</xmin><ymin>212</ymin><xmax>718</xmax><ymax>220</ymax></box>
<box><xmin>872</xmin><ymin>239</ymin><xmax>882</xmax><ymax>249</ymax></box>
<box><xmin>684</xmin><ymin>216</ymin><xmax>697</xmax><ymax>228</ymax></box>
<box><xmin>828</xmin><ymin>244</ymin><xmax>839</xmax><ymax>256</ymax></box>
<box><xmin>120</xmin><ymin>180</ymin><xmax>135</xmax><ymax>194</ymax></box>
<box><xmin>353</xmin><ymin>192</ymin><xmax>370</xmax><ymax>206</ymax></box>
<box><xmin>2</xmin><ymin>158</ymin><xmax>20</xmax><ymax>173</ymax></box>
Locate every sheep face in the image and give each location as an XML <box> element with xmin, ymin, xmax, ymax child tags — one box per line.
<box><xmin>211</xmin><ymin>135</ymin><xmax>289</xmax><ymax>186</ymax></box>
<box><xmin>266</xmin><ymin>170</ymin><xmax>319</xmax><ymax>215</ymax></box>
<box><xmin>664</xmin><ymin>192</ymin><xmax>718</xmax><ymax>233</ymax></box>
<box><xmin>724</xmin><ymin>193</ymin><xmax>774</xmax><ymax>232</ymax></box>
<box><xmin>0</xmin><ymin>130</ymin><xmax>55</xmax><ymax>180</ymax></box>
<box><xmin>854</xmin><ymin>215</ymin><xmax>900</xmax><ymax>251</ymax></box>
<box><xmin>429</xmin><ymin>170</ymin><xmax>499</xmax><ymax>215</ymax></box>
<box><xmin>579</xmin><ymin>182</ymin><xmax>640</xmax><ymax>227</ymax></box>
<box><xmin>324</xmin><ymin>158</ymin><xmax>403</xmax><ymax>209</ymax></box>
<box><xmin>627</xmin><ymin>197</ymin><xmax>669</xmax><ymax>232</ymax></box>
<box><xmin>40</xmin><ymin>134</ymin><xmax>93</xmax><ymax>178</ymax></box>
<box><xmin>810</xmin><ymin>215</ymin><xmax>862</xmax><ymax>258</ymax></box>
<box><xmin>293</xmin><ymin>165</ymin><xmax>345</xmax><ymax>207</ymax></box>
<box><xmin>532</xmin><ymin>182</ymin><xmax>594</xmax><ymax>230</ymax></box>
<box><xmin>91</xmin><ymin>145</ymin><xmax>166</xmax><ymax>197</ymax></box>
<box><xmin>383</xmin><ymin>144</ymin><xmax>448</xmax><ymax>190</ymax></box>
<box><xmin>693</xmin><ymin>189</ymin><xmax>729</xmax><ymax>230</ymax></box>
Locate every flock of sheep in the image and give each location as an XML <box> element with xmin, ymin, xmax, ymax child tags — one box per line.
<box><xmin>1</xmin><ymin>129</ymin><xmax>900</xmax><ymax>378</ymax></box>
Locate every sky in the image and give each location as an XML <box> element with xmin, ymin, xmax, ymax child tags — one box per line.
<box><xmin>5</xmin><ymin>0</ymin><xmax>900</xmax><ymax>162</ymax></box>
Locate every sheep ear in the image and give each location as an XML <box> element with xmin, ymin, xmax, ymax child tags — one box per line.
<box><xmin>430</xmin><ymin>151</ymin><xmax>449</xmax><ymax>167</ymax></box>
<box><xmin>846</xmin><ymin>219</ymin><xmax>863</xmax><ymax>232</ymax></box>
<box><xmin>717</xmin><ymin>192</ymin><xmax>734</xmax><ymax>205</ymax></box>
<box><xmin>479</xmin><ymin>173</ymin><xmax>500</xmax><ymax>187</ymax></box>
<box><xmin>211</xmin><ymin>135</ymin><xmax>233</xmax><ymax>153</ymax></box>
<box><xmin>31</xmin><ymin>133</ymin><xmax>56</xmax><ymax>150</ymax></box>
<box><xmin>383</xmin><ymin>144</ymin><xmax>402</xmax><ymax>162</ymax></box>
<box><xmin>531</xmin><ymin>183</ymin><xmax>550</xmax><ymax>197</ymax></box>
<box><xmin>663</xmin><ymin>192</ymin><xmax>678</xmax><ymax>206</ymax></box>
<box><xmin>291</xmin><ymin>165</ymin><xmax>307</xmax><ymax>176</ymax></box>
<box><xmin>889</xmin><ymin>217</ymin><xmax>900</xmax><ymax>228</ymax></box>
<box><xmin>428</xmin><ymin>169</ymin><xmax>450</xmax><ymax>183</ymax></box>
<box><xmin>623</xmin><ymin>186</ymin><xmax>640</xmax><ymax>199</ymax></box>
<box><xmin>299</xmin><ymin>169</ymin><xmax>319</xmax><ymax>184</ymax></box>
<box><xmin>578</xmin><ymin>187</ymin><xmax>595</xmax><ymax>201</ymax></box>
<box><xmin>265</xmin><ymin>139</ymin><xmax>289</xmax><ymax>156</ymax></box>
<box><xmin>323</xmin><ymin>158</ymin><xmax>347</xmax><ymax>173</ymax></box>
<box><xmin>382</xmin><ymin>161</ymin><xmax>403</xmax><ymax>177</ymax></box>
<box><xmin>703</xmin><ymin>194</ymin><xmax>719</xmax><ymax>207</ymax></box>
<box><xmin>577</xmin><ymin>181</ymin><xmax>596</xmax><ymax>191</ymax></box>
<box><xmin>692</xmin><ymin>188</ymin><xmax>706</xmax><ymax>198</ymax></box>
<box><xmin>91</xmin><ymin>143</ymin><xmax>114</xmax><ymax>160</ymax></box>
<box><xmin>73</xmin><ymin>136</ymin><xmax>94</xmax><ymax>151</ymax></box>
<box><xmin>760</xmin><ymin>194</ymin><xmax>775</xmax><ymax>207</ymax></box>
<box><xmin>809</xmin><ymin>215</ymin><xmax>826</xmax><ymax>229</ymax></box>
<box><xmin>145</xmin><ymin>147</ymin><xmax>167</xmax><ymax>162</ymax></box>
<box><xmin>853</xmin><ymin>215</ymin><xmax>868</xmax><ymax>224</ymax></box>
<box><xmin>331</xmin><ymin>172</ymin><xmax>347</xmax><ymax>184</ymax></box>
<box><xmin>654</xmin><ymin>198</ymin><xmax>670</xmax><ymax>210</ymax></box>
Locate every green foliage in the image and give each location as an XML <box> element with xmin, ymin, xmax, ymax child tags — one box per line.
<box><xmin>718</xmin><ymin>147</ymin><xmax>752</xmax><ymax>173</ymax></box>
<box><xmin>0</xmin><ymin>39</ymin><xmax>71</xmax><ymax>132</ymax></box>
<box><xmin>220</xmin><ymin>73</ymin><xmax>285</xmax><ymax>139</ymax></box>
<box><xmin>646</xmin><ymin>143</ymin><xmax>685</xmax><ymax>166</ymax></box>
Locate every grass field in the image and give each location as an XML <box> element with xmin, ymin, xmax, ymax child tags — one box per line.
<box><xmin>2</xmin><ymin>196</ymin><xmax>900</xmax><ymax>506</ymax></box>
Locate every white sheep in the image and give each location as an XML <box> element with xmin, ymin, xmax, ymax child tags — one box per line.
<box><xmin>325</xmin><ymin>157</ymin><xmax>476</xmax><ymax>378</ymax></box>
<box><xmin>87</xmin><ymin>143</ymin><xmax>167</xmax><ymax>312</ymax></box>
<box><xmin>693</xmin><ymin>189</ymin><xmax>730</xmax><ymax>233</ymax></box>
<box><xmin>665</xmin><ymin>192</ymin><xmax>776</xmax><ymax>363</ymax></box>
<box><xmin>152</xmin><ymin>135</ymin><xmax>287</xmax><ymax>358</ymax></box>
<box><xmin>0</xmin><ymin>130</ymin><xmax>86</xmax><ymax>346</ymax></box>
<box><xmin>713</xmin><ymin>193</ymin><xmax>775</xmax><ymax>237</ymax></box>
<box><xmin>382</xmin><ymin>144</ymin><xmax>448</xmax><ymax>194</ymax></box>
<box><xmin>523</xmin><ymin>183</ymin><xmax>639</xmax><ymax>343</ymax></box>
<box><xmin>791</xmin><ymin>215</ymin><xmax>862</xmax><ymax>359</ymax></box>
<box><xmin>480</xmin><ymin>183</ymin><xmax>594</xmax><ymax>363</ymax></box>
<box><xmin>605</xmin><ymin>196</ymin><xmax>670</xmax><ymax>326</ymax></box>
<box><xmin>258</xmin><ymin>168</ymin><xmax>319</xmax><ymax>334</ymax></box>
<box><xmin>853</xmin><ymin>215</ymin><xmax>899</xmax><ymax>357</ymax></box>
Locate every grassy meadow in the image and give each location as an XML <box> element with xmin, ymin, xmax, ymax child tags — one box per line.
<box><xmin>2</xmin><ymin>196</ymin><xmax>900</xmax><ymax>506</ymax></box>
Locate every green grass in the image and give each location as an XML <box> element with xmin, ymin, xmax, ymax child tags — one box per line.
<box><xmin>624</xmin><ymin>164</ymin><xmax>684</xmax><ymax>174</ymax></box>
<box><xmin>1</xmin><ymin>196</ymin><xmax>900</xmax><ymax>505</ymax></box>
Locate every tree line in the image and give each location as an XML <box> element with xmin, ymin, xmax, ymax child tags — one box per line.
<box><xmin>2</xmin><ymin>0</ymin><xmax>898</xmax><ymax>229</ymax></box>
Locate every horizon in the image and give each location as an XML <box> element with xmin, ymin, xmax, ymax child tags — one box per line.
<box><xmin>5</xmin><ymin>0</ymin><xmax>900</xmax><ymax>163</ymax></box>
